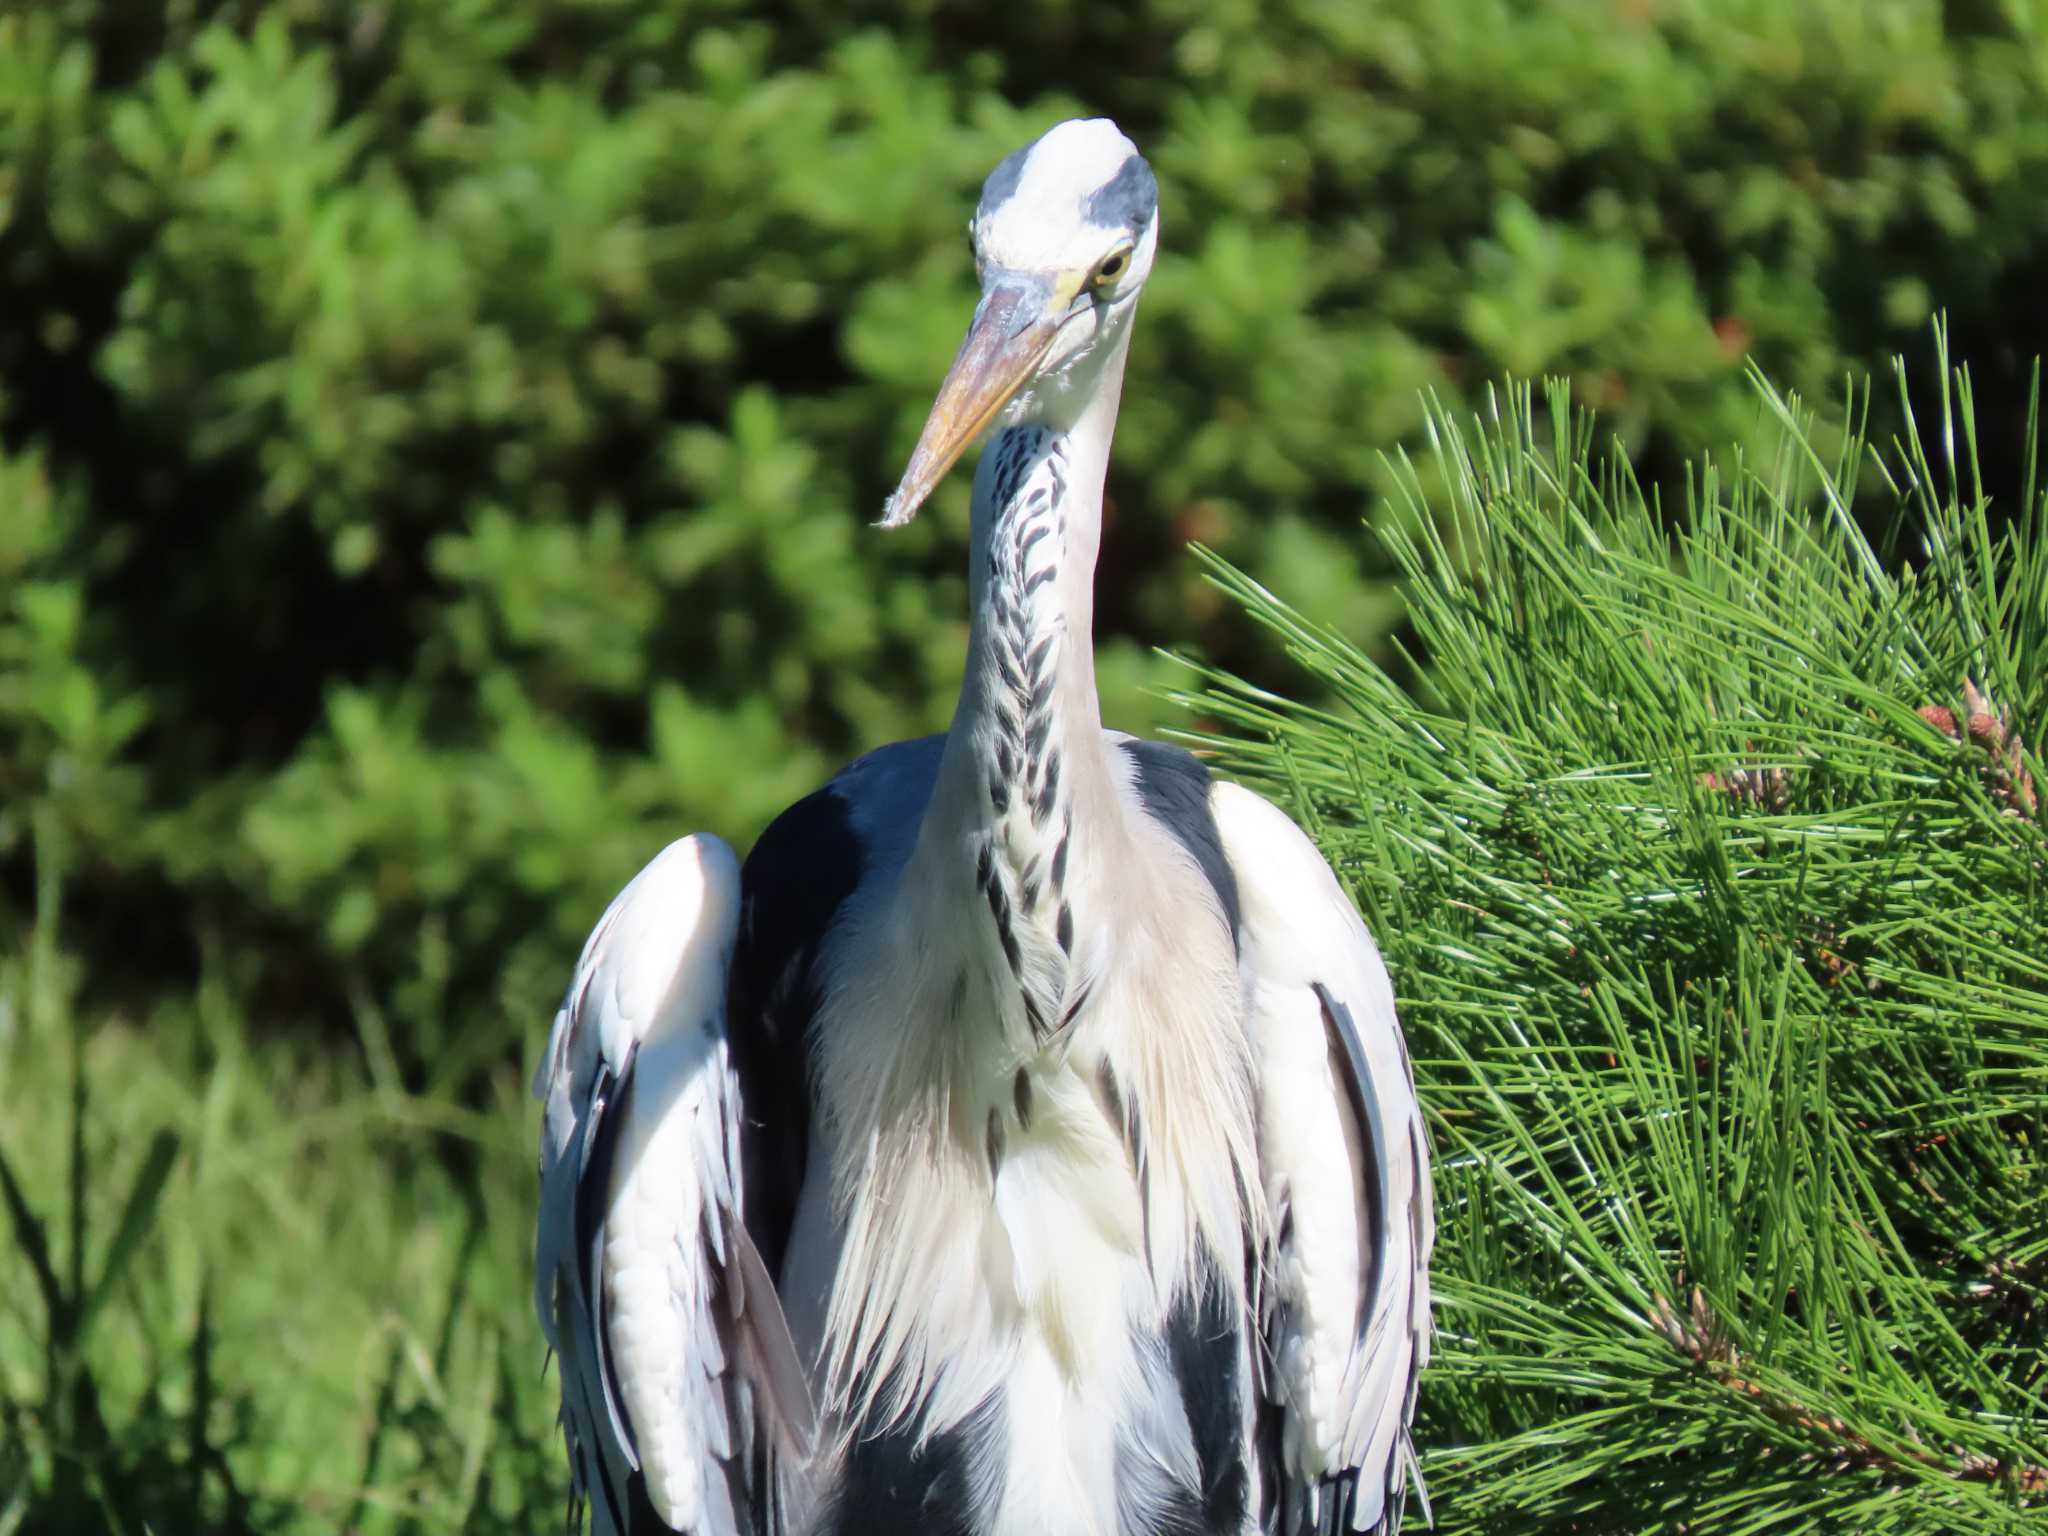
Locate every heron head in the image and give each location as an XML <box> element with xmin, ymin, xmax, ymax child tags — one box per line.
<box><xmin>882</xmin><ymin>119</ymin><xmax>1159</xmax><ymax>526</ymax></box>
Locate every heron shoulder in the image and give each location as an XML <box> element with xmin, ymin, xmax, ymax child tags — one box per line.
<box><xmin>738</xmin><ymin>735</ymin><xmax>947</xmax><ymax>1005</ymax></box>
<box><xmin>1110</xmin><ymin>735</ymin><xmax>1243</xmax><ymax>946</ymax></box>
<box><xmin>1205</xmin><ymin>780</ymin><xmax>1381</xmax><ymax>975</ymax></box>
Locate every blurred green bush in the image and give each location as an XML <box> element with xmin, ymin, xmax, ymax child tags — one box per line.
<box><xmin>4</xmin><ymin>0</ymin><xmax>2046</xmax><ymax>1068</ymax></box>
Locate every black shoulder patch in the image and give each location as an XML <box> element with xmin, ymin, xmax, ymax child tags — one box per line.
<box><xmin>1085</xmin><ymin>153</ymin><xmax>1158</xmax><ymax>240</ymax></box>
<box><xmin>739</xmin><ymin>781</ymin><xmax>867</xmax><ymax>1000</ymax></box>
<box><xmin>730</xmin><ymin>781</ymin><xmax>866</xmax><ymax>1274</ymax></box>
<box><xmin>1120</xmin><ymin>738</ymin><xmax>1241</xmax><ymax>948</ymax></box>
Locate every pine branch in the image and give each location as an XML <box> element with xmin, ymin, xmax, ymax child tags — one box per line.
<box><xmin>1178</xmin><ymin>336</ymin><xmax>2048</xmax><ymax>1532</ymax></box>
<box><xmin>1649</xmin><ymin>1285</ymin><xmax>2047</xmax><ymax>1495</ymax></box>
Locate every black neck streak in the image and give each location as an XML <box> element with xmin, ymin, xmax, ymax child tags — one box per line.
<box><xmin>969</xmin><ymin>426</ymin><xmax>1078</xmax><ymax>1044</ymax></box>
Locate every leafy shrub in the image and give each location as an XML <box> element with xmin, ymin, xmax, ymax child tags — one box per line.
<box><xmin>4</xmin><ymin>1</ymin><xmax>2047</xmax><ymax>1083</ymax></box>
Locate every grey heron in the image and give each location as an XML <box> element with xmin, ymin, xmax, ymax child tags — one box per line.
<box><xmin>535</xmin><ymin>118</ymin><xmax>1434</xmax><ymax>1536</ymax></box>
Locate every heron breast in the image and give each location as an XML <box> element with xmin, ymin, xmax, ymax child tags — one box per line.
<box><xmin>983</xmin><ymin>1056</ymin><xmax>1149</xmax><ymax>1364</ymax></box>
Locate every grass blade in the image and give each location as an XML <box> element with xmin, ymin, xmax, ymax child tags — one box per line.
<box><xmin>74</xmin><ymin>1131</ymin><xmax>179</xmax><ymax>1350</ymax></box>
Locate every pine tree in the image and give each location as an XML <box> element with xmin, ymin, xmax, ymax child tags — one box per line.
<box><xmin>1183</xmin><ymin>333</ymin><xmax>2046</xmax><ymax>1532</ymax></box>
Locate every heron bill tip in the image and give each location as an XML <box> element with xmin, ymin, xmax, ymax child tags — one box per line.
<box><xmin>880</xmin><ymin>282</ymin><xmax>1065</xmax><ymax>528</ymax></box>
<box><xmin>877</xmin><ymin>485</ymin><xmax>923</xmax><ymax>529</ymax></box>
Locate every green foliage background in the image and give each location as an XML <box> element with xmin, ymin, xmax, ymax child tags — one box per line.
<box><xmin>1</xmin><ymin>0</ymin><xmax>2045</xmax><ymax>1529</ymax></box>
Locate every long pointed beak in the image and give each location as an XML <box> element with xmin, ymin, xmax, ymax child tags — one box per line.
<box><xmin>880</xmin><ymin>283</ymin><xmax>1068</xmax><ymax>527</ymax></box>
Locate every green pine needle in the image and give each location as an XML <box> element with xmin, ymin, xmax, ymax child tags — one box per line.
<box><xmin>1177</xmin><ymin>340</ymin><xmax>2047</xmax><ymax>1532</ymax></box>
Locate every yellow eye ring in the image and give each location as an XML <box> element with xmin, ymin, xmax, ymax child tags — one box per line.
<box><xmin>1089</xmin><ymin>247</ymin><xmax>1133</xmax><ymax>289</ymax></box>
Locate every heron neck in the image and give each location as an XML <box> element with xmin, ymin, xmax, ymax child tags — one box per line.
<box><xmin>955</xmin><ymin>351</ymin><xmax>1124</xmax><ymax>800</ymax></box>
<box><xmin>909</xmin><ymin>351</ymin><xmax>1131</xmax><ymax>1039</ymax></box>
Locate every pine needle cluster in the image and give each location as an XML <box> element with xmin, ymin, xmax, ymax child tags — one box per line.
<box><xmin>1181</xmin><ymin>337</ymin><xmax>2047</xmax><ymax>1532</ymax></box>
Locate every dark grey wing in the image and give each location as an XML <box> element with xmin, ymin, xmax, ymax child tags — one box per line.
<box><xmin>726</xmin><ymin>735</ymin><xmax>946</xmax><ymax>1267</ymax></box>
<box><xmin>1210</xmin><ymin>783</ymin><xmax>1435</xmax><ymax>1535</ymax></box>
<box><xmin>535</xmin><ymin>835</ymin><xmax>814</xmax><ymax>1535</ymax></box>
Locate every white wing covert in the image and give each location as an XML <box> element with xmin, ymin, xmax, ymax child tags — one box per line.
<box><xmin>535</xmin><ymin>834</ymin><xmax>814</xmax><ymax>1535</ymax></box>
<box><xmin>1211</xmin><ymin>784</ymin><xmax>1434</xmax><ymax>1535</ymax></box>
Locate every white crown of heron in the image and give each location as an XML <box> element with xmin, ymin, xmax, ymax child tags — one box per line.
<box><xmin>882</xmin><ymin>119</ymin><xmax>1160</xmax><ymax>528</ymax></box>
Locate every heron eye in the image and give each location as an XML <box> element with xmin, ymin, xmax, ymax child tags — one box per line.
<box><xmin>1089</xmin><ymin>248</ymin><xmax>1132</xmax><ymax>288</ymax></box>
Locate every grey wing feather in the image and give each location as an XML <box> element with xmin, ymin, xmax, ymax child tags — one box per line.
<box><xmin>535</xmin><ymin>835</ymin><xmax>815</xmax><ymax>1535</ymax></box>
<box><xmin>1210</xmin><ymin>783</ymin><xmax>1434</xmax><ymax>1535</ymax></box>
